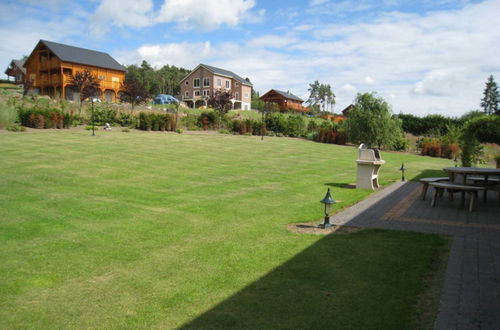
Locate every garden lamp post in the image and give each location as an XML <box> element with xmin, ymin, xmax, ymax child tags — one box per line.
<box><xmin>90</xmin><ymin>96</ymin><xmax>95</xmax><ymax>136</ymax></box>
<box><xmin>320</xmin><ymin>188</ymin><xmax>336</xmax><ymax>228</ymax></box>
<box><xmin>400</xmin><ymin>163</ymin><xmax>406</xmax><ymax>181</ymax></box>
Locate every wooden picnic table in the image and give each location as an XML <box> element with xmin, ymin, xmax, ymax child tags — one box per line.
<box><xmin>443</xmin><ymin>167</ymin><xmax>500</xmax><ymax>201</ymax></box>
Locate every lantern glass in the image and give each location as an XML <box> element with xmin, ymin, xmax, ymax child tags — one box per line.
<box><xmin>325</xmin><ymin>203</ymin><xmax>332</xmax><ymax>215</ymax></box>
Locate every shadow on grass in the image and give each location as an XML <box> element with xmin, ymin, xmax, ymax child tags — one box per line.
<box><xmin>324</xmin><ymin>182</ymin><xmax>356</xmax><ymax>189</ymax></box>
<box><xmin>179</xmin><ymin>180</ymin><xmax>452</xmax><ymax>330</ymax></box>
<box><xmin>179</xmin><ymin>230</ymin><xmax>445</xmax><ymax>330</ymax></box>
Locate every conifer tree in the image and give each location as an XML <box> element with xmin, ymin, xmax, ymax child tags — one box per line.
<box><xmin>480</xmin><ymin>75</ymin><xmax>499</xmax><ymax>115</ymax></box>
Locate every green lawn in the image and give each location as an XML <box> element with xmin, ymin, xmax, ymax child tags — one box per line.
<box><xmin>0</xmin><ymin>130</ymin><xmax>452</xmax><ymax>329</ymax></box>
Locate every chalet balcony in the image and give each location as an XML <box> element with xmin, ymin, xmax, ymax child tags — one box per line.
<box><xmin>39</xmin><ymin>58</ymin><xmax>59</xmax><ymax>71</ymax></box>
<box><xmin>38</xmin><ymin>75</ymin><xmax>62</xmax><ymax>86</ymax></box>
<box><xmin>183</xmin><ymin>95</ymin><xmax>207</xmax><ymax>101</ymax></box>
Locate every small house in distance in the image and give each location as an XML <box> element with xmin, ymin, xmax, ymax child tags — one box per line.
<box><xmin>180</xmin><ymin>64</ymin><xmax>252</xmax><ymax>110</ymax></box>
<box><xmin>4</xmin><ymin>59</ymin><xmax>26</xmax><ymax>84</ymax></box>
<box><xmin>260</xmin><ymin>89</ymin><xmax>308</xmax><ymax>112</ymax></box>
<box><xmin>23</xmin><ymin>40</ymin><xmax>126</xmax><ymax>102</ymax></box>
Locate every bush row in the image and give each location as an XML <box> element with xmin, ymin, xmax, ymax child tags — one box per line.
<box><xmin>418</xmin><ymin>137</ymin><xmax>460</xmax><ymax>159</ymax></box>
<box><xmin>397</xmin><ymin>114</ymin><xmax>462</xmax><ymax>136</ymax></box>
<box><xmin>138</xmin><ymin>112</ymin><xmax>176</xmax><ymax>131</ymax></box>
<box><xmin>18</xmin><ymin>108</ymin><xmax>73</xmax><ymax>129</ymax></box>
<box><xmin>195</xmin><ymin>111</ymin><xmax>348</xmax><ymax>145</ymax></box>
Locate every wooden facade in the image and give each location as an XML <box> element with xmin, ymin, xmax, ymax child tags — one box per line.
<box><xmin>4</xmin><ymin>59</ymin><xmax>26</xmax><ymax>84</ymax></box>
<box><xmin>260</xmin><ymin>89</ymin><xmax>308</xmax><ymax>112</ymax></box>
<box><xmin>24</xmin><ymin>40</ymin><xmax>125</xmax><ymax>102</ymax></box>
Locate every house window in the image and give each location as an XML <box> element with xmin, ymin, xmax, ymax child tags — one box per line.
<box><xmin>203</xmin><ymin>90</ymin><xmax>210</xmax><ymax>96</ymax></box>
<box><xmin>185</xmin><ymin>91</ymin><xmax>189</xmax><ymax>97</ymax></box>
<box><xmin>195</xmin><ymin>90</ymin><xmax>200</xmax><ymax>96</ymax></box>
<box><xmin>203</xmin><ymin>78</ymin><xmax>210</xmax><ymax>87</ymax></box>
<box><xmin>185</xmin><ymin>81</ymin><xmax>189</xmax><ymax>85</ymax></box>
<box><xmin>194</xmin><ymin>78</ymin><xmax>200</xmax><ymax>87</ymax></box>
<box><xmin>235</xmin><ymin>82</ymin><xmax>239</xmax><ymax>87</ymax></box>
<box><xmin>244</xmin><ymin>93</ymin><xmax>249</xmax><ymax>98</ymax></box>
<box><xmin>217</xmin><ymin>79</ymin><xmax>221</xmax><ymax>87</ymax></box>
<box><xmin>99</xmin><ymin>75</ymin><xmax>105</xmax><ymax>80</ymax></box>
<box><xmin>112</xmin><ymin>77</ymin><xmax>120</xmax><ymax>82</ymax></box>
<box><xmin>226</xmin><ymin>80</ymin><xmax>230</xmax><ymax>88</ymax></box>
<box><xmin>235</xmin><ymin>92</ymin><xmax>239</xmax><ymax>99</ymax></box>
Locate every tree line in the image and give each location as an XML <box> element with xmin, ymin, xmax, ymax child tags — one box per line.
<box><xmin>124</xmin><ymin>60</ymin><xmax>190</xmax><ymax>97</ymax></box>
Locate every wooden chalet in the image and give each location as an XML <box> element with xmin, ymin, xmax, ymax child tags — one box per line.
<box><xmin>341</xmin><ymin>104</ymin><xmax>354</xmax><ymax>116</ymax></box>
<box><xmin>4</xmin><ymin>59</ymin><xmax>26</xmax><ymax>84</ymax></box>
<box><xmin>260</xmin><ymin>89</ymin><xmax>308</xmax><ymax>112</ymax></box>
<box><xmin>24</xmin><ymin>40</ymin><xmax>126</xmax><ymax>102</ymax></box>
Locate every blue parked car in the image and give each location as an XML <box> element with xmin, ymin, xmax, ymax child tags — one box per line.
<box><xmin>153</xmin><ymin>94</ymin><xmax>179</xmax><ymax>105</ymax></box>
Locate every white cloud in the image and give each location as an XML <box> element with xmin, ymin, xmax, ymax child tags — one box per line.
<box><xmin>156</xmin><ymin>0</ymin><xmax>256</xmax><ymax>30</ymax></box>
<box><xmin>116</xmin><ymin>42</ymin><xmax>214</xmax><ymax>69</ymax></box>
<box><xmin>0</xmin><ymin>2</ymin><xmax>87</xmax><ymax>76</ymax></box>
<box><xmin>90</xmin><ymin>0</ymin><xmax>257</xmax><ymax>35</ymax></box>
<box><xmin>364</xmin><ymin>76</ymin><xmax>375</xmax><ymax>85</ymax></box>
<box><xmin>248</xmin><ymin>35</ymin><xmax>298</xmax><ymax>48</ymax></box>
<box><xmin>340</xmin><ymin>84</ymin><xmax>357</xmax><ymax>93</ymax></box>
<box><xmin>294</xmin><ymin>24</ymin><xmax>314</xmax><ymax>31</ymax></box>
<box><xmin>90</xmin><ymin>0</ymin><xmax>154</xmax><ymax>36</ymax></box>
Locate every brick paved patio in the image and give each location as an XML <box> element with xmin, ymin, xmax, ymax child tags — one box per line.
<box><xmin>329</xmin><ymin>181</ymin><xmax>500</xmax><ymax>330</ymax></box>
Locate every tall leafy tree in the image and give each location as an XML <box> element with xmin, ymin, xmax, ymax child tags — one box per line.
<box><xmin>480</xmin><ymin>75</ymin><xmax>500</xmax><ymax>115</ymax></box>
<box><xmin>120</xmin><ymin>77</ymin><xmax>150</xmax><ymax>109</ymax></box>
<box><xmin>307</xmin><ymin>80</ymin><xmax>336</xmax><ymax>112</ymax></box>
<box><xmin>125</xmin><ymin>61</ymin><xmax>190</xmax><ymax>97</ymax></box>
<box><xmin>70</xmin><ymin>70</ymin><xmax>101</xmax><ymax>114</ymax></box>
<box><xmin>345</xmin><ymin>92</ymin><xmax>403</xmax><ymax>149</ymax></box>
<box><xmin>251</xmin><ymin>90</ymin><xmax>265</xmax><ymax>110</ymax></box>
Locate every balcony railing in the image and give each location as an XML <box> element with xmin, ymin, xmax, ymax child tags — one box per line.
<box><xmin>183</xmin><ymin>95</ymin><xmax>207</xmax><ymax>101</ymax></box>
<box><xmin>38</xmin><ymin>76</ymin><xmax>62</xmax><ymax>85</ymax></box>
<box><xmin>39</xmin><ymin>58</ymin><xmax>59</xmax><ymax>71</ymax></box>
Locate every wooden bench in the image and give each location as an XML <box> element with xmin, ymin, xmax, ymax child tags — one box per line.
<box><xmin>467</xmin><ymin>176</ymin><xmax>500</xmax><ymax>202</ymax></box>
<box><xmin>419</xmin><ymin>177</ymin><xmax>450</xmax><ymax>200</ymax></box>
<box><xmin>429</xmin><ymin>182</ymin><xmax>485</xmax><ymax>212</ymax></box>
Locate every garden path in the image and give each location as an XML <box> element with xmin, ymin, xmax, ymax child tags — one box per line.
<box><xmin>328</xmin><ymin>180</ymin><xmax>500</xmax><ymax>330</ymax></box>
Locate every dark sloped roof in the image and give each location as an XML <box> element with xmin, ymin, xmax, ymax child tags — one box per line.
<box><xmin>5</xmin><ymin>59</ymin><xmax>26</xmax><ymax>75</ymax></box>
<box><xmin>272</xmin><ymin>89</ymin><xmax>303</xmax><ymax>102</ymax></box>
<box><xmin>201</xmin><ymin>63</ymin><xmax>252</xmax><ymax>86</ymax></box>
<box><xmin>38</xmin><ymin>40</ymin><xmax>125</xmax><ymax>72</ymax></box>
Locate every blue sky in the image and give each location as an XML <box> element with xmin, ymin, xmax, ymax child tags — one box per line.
<box><xmin>1</xmin><ymin>0</ymin><xmax>499</xmax><ymax>116</ymax></box>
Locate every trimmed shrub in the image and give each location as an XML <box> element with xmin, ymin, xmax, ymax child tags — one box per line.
<box><xmin>197</xmin><ymin>111</ymin><xmax>217</xmax><ymax>130</ymax></box>
<box><xmin>391</xmin><ymin>135</ymin><xmax>410</xmax><ymax>151</ymax></box>
<box><xmin>117</xmin><ymin>112</ymin><xmax>138</xmax><ymax>128</ymax></box>
<box><xmin>265</xmin><ymin>112</ymin><xmax>287</xmax><ymax>134</ymax></box>
<box><xmin>421</xmin><ymin>139</ymin><xmax>442</xmax><ymax>157</ymax></box>
<box><xmin>138</xmin><ymin>112</ymin><xmax>174</xmax><ymax>131</ymax></box>
<box><xmin>18</xmin><ymin>107</ymin><xmax>72</xmax><ymax>129</ymax></box>
<box><xmin>90</xmin><ymin>104</ymin><xmax>117</xmax><ymax>125</ymax></box>
<box><xmin>6</xmin><ymin>124</ymin><xmax>25</xmax><ymax>132</ymax></box>
<box><xmin>285</xmin><ymin>115</ymin><xmax>306</xmax><ymax>137</ymax></box>
<box><xmin>180</xmin><ymin>113</ymin><xmax>199</xmax><ymax>130</ymax></box>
